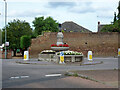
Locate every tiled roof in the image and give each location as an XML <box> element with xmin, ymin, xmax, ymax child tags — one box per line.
<box><xmin>61</xmin><ymin>21</ymin><xmax>92</xmax><ymax>32</ymax></box>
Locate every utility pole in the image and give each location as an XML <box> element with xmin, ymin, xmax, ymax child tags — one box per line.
<box><xmin>4</xmin><ymin>0</ymin><xmax>7</xmax><ymax>59</ymax></box>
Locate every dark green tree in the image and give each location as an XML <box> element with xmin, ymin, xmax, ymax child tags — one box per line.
<box><xmin>101</xmin><ymin>1</ymin><xmax>120</xmax><ymax>32</ymax></box>
<box><xmin>32</xmin><ymin>16</ymin><xmax>45</xmax><ymax>35</ymax></box>
<box><xmin>32</xmin><ymin>16</ymin><xmax>59</xmax><ymax>36</ymax></box>
<box><xmin>114</xmin><ymin>12</ymin><xmax>117</xmax><ymax>23</ymax></box>
<box><xmin>44</xmin><ymin>16</ymin><xmax>59</xmax><ymax>32</ymax></box>
<box><xmin>20</xmin><ymin>35</ymin><xmax>31</xmax><ymax>56</ymax></box>
<box><xmin>117</xmin><ymin>1</ymin><xmax>120</xmax><ymax>20</ymax></box>
<box><xmin>2</xmin><ymin>19</ymin><xmax>32</xmax><ymax>56</ymax></box>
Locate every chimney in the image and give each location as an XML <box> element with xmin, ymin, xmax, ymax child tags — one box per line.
<box><xmin>98</xmin><ymin>21</ymin><xmax>100</xmax><ymax>32</ymax></box>
<box><xmin>98</xmin><ymin>21</ymin><xmax>100</xmax><ymax>25</ymax></box>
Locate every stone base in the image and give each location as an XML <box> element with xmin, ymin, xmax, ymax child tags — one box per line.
<box><xmin>38</xmin><ymin>53</ymin><xmax>84</xmax><ymax>64</ymax></box>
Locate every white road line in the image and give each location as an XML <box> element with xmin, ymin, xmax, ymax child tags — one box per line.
<box><xmin>10</xmin><ymin>76</ymin><xmax>20</xmax><ymax>79</ymax></box>
<box><xmin>45</xmin><ymin>74</ymin><xmax>62</xmax><ymax>77</ymax></box>
<box><xmin>10</xmin><ymin>76</ymin><xmax>29</xmax><ymax>79</ymax></box>
<box><xmin>93</xmin><ymin>58</ymin><xmax>118</xmax><ymax>59</ymax></box>
<box><xmin>20</xmin><ymin>76</ymin><xmax>29</xmax><ymax>78</ymax></box>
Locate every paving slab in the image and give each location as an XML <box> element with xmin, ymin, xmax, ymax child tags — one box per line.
<box><xmin>67</xmin><ymin>69</ymin><xmax>119</xmax><ymax>88</ymax></box>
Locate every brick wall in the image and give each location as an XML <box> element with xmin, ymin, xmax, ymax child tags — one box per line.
<box><xmin>30</xmin><ymin>32</ymin><xmax>119</xmax><ymax>58</ymax></box>
<box><xmin>0</xmin><ymin>49</ymin><xmax>12</xmax><ymax>59</ymax></box>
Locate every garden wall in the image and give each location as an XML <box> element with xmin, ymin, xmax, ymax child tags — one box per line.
<box><xmin>30</xmin><ymin>32</ymin><xmax>119</xmax><ymax>58</ymax></box>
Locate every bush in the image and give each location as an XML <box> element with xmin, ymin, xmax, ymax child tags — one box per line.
<box><xmin>20</xmin><ymin>35</ymin><xmax>31</xmax><ymax>50</ymax></box>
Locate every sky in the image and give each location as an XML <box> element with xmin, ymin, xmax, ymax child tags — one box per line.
<box><xmin>0</xmin><ymin>0</ymin><xmax>119</xmax><ymax>32</ymax></box>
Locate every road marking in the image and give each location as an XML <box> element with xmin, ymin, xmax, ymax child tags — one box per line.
<box><xmin>45</xmin><ymin>74</ymin><xmax>62</xmax><ymax>77</ymax></box>
<box><xmin>10</xmin><ymin>76</ymin><xmax>20</xmax><ymax>79</ymax></box>
<box><xmin>93</xmin><ymin>58</ymin><xmax>118</xmax><ymax>59</ymax></box>
<box><xmin>10</xmin><ymin>76</ymin><xmax>29</xmax><ymax>79</ymax></box>
<box><xmin>20</xmin><ymin>76</ymin><xmax>29</xmax><ymax>78</ymax></box>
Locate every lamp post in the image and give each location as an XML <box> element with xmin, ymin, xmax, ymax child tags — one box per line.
<box><xmin>4</xmin><ymin>0</ymin><xmax>7</xmax><ymax>59</ymax></box>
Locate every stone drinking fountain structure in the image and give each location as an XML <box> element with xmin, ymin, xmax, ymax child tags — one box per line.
<box><xmin>38</xmin><ymin>24</ymin><xmax>84</xmax><ymax>64</ymax></box>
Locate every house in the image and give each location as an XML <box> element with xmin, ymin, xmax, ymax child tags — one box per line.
<box><xmin>61</xmin><ymin>21</ymin><xmax>92</xmax><ymax>32</ymax></box>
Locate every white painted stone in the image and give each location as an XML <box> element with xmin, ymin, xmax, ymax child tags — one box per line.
<box><xmin>118</xmin><ymin>48</ymin><xmax>120</xmax><ymax>56</ymax></box>
<box><xmin>24</xmin><ymin>51</ymin><xmax>29</xmax><ymax>60</ymax></box>
<box><xmin>88</xmin><ymin>51</ymin><xmax>93</xmax><ymax>61</ymax></box>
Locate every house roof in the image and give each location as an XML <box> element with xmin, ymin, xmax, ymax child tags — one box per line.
<box><xmin>61</xmin><ymin>21</ymin><xmax>92</xmax><ymax>32</ymax></box>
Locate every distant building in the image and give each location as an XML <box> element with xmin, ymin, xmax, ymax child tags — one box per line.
<box><xmin>61</xmin><ymin>21</ymin><xmax>92</xmax><ymax>32</ymax></box>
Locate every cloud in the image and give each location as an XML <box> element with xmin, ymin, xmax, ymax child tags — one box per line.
<box><xmin>97</xmin><ymin>11</ymin><xmax>114</xmax><ymax>19</ymax></box>
<box><xmin>69</xmin><ymin>2</ymin><xmax>95</xmax><ymax>13</ymax></box>
<box><xmin>69</xmin><ymin>1</ymin><xmax>117</xmax><ymax>14</ymax></box>
<box><xmin>47</xmin><ymin>2</ymin><xmax>76</xmax><ymax>8</ymax></box>
<box><xmin>8</xmin><ymin>10</ymin><xmax>48</xmax><ymax>17</ymax></box>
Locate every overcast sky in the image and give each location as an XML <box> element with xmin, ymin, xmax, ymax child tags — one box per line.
<box><xmin>0</xmin><ymin>0</ymin><xmax>119</xmax><ymax>32</ymax></box>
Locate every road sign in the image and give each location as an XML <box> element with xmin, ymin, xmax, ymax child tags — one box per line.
<box><xmin>59</xmin><ymin>52</ymin><xmax>65</xmax><ymax>64</ymax></box>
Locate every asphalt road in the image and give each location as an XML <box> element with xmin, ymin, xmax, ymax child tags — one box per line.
<box><xmin>2</xmin><ymin>57</ymin><xmax>118</xmax><ymax>88</ymax></box>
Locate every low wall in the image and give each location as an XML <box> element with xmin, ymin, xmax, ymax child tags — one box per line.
<box><xmin>0</xmin><ymin>49</ymin><xmax>12</xmax><ymax>59</ymax></box>
<box><xmin>30</xmin><ymin>32</ymin><xmax>119</xmax><ymax>58</ymax></box>
<box><xmin>38</xmin><ymin>54</ymin><xmax>83</xmax><ymax>63</ymax></box>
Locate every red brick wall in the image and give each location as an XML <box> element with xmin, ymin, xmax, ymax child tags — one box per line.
<box><xmin>30</xmin><ymin>32</ymin><xmax>119</xmax><ymax>58</ymax></box>
<box><xmin>0</xmin><ymin>49</ymin><xmax>12</xmax><ymax>59</ymax></box>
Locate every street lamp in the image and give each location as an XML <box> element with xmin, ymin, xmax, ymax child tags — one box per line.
<box><xmin>4</xmin><ymin>0</ymin><xmax>7</xmax><ymax>59</ymax></box>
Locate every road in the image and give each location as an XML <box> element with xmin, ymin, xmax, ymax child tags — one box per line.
<box><xmin>2</xmin><ymin>57</ymin><xmax>118</xmax><ymax>88</ymax></box>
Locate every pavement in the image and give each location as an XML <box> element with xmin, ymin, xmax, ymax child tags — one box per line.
<box><xmin>2</xmin><ymin>57</ymin><xmax>119</xmax><ymax>88</ymax></box>
<box><xmin>66</xmin><ymin>69</ymin><xmax>119</xmax><ymax>88</ymax></box>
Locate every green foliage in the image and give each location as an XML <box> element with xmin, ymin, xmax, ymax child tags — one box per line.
<box><xmin>32</xmin><ymin>16</ymin><xmax>45</xmax><ymax>35</ymax></box>
<box><xmin>101</xmin><ymin>20</ymin><xmax>120</xmax><ymax>32</ymax></box>
<box><xmin>114</xmin><ymin>12</ymin><xmax>117</xmax><ymax>23</ymax></box>
<box><xmin>20</xmin><ymin>35</ymin><xmax>31</xmax><ymax>50</ymax></box>
<box><xmin>2</xmin><ymin>19</ymin><xmax>32</xmax><ymax>50</ymax></box>
<box><xmin>70</xmin><ymin>31</ymin><xmax>73</xmax><ymax>32</ymax></box>
<box><xmin>44</xmin><ymin>17</ymin><xmax>59</xmax><ymax>32</ymax></box>
<box><xmin>101</xmin><ymin>1</ymin><xmax>120</xmax><ymax>32</ymax></box>
<box><xmin>32</xmin><ymin>16</ymin><xmax>59</xmax><ymax>36</ymax></box>
<box><xmin>117</xmin><ymin>1</ymin><xmax>120</xmax><ymax>20</ymax></box>
<box><xmin>61</xmin><ymin>30</ymin><xmax>64</xmax><ymax>33</ymax></box>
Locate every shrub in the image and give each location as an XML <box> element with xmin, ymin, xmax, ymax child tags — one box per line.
<box><xmin>20</xmin><ymin>35</ymin><xmax>31</xmax><ymax>50</ymax></box>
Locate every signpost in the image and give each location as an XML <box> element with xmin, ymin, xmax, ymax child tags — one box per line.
<box><xmin>59</xmin><ymin>51</ymin><xmax>65</xmax><ymax>64</ymax></box>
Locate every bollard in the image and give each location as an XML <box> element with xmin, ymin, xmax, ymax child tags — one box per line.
<box><xmin>118</xmin><ymin>48</ymin><xmax>120</xmax><ymax>56</ymax></box>
<box><xmin>24</xmin><ymin>51</ymin><xmax>29</xmax><ymax>60</ymax></box>
<box><xmin>88</xmin><ymin>51</ymin><xmax>93</xmax><ymax>61</ymax></box>
<box><xmin>59</xmin><ymin>52</ymin><xmax>65</xmax><ymax>64</ymax></box>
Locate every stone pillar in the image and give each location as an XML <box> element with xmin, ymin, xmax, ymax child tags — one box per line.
<box><xmin>56</xmin><ymin>32</ymin><xmax>64</xmax><ymax>45</ymax></box>
<box><xmin>72</xmin><ymin>56</ymin><xmax>75</xmax><ymax>62</ymax></box>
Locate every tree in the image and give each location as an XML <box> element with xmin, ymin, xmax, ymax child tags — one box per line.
<box><xmin>32</xmin><ymin>16</ymin><xmax>45</xmax><ymax>35</ymax></box>
<box><xmin>101</xmin><ymin>1</ymin><xmax>120</xmax><ymax>32</ymax></box>
<box><xmin>117</xmin><ymin>1</ymin><xmax>120</xmax><ymax>20</ymax></box>
<box><xmin>114</xmin><ymin>12</ymin><xmax>117</xmax><ymax>23</ymax></box>
<box><xmin>101</xmin><ymin>22</ymin><xmax>120</xmax><ymax>32</ymax></box>
<box><xmin>20</xmin><ymin>35</ymin><xmax>31</xmax><ymax>56</ymax></box>
<box><xmin>32</xmin><ymin>16</ymin><xmax>59</xmax><ymax>36</ymax></box>
<box><xmin>2</xmin><ymin>19</ymin><xmax>32</xmax><ymax>56</ymax></box>
<box><xmin>44</xmin><ymin>16</ymin><xmax>59</xmax><ymax>32</ymax></box>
